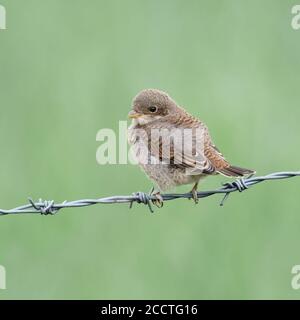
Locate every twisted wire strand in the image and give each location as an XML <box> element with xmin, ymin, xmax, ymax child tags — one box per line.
<box><xmin>0</xmin><ymin>171</ymin><xmax>299</xmax><ymax>215</ymax></box>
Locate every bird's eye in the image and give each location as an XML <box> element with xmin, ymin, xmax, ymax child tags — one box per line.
<box><xmin>148</xmin><ymin>106</ymin><xmax>157</xmax><ymax>113</ymax></box>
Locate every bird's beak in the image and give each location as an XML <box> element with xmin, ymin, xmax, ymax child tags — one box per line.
<box><xmin>128</xmin><ymin>110</ymin><xmax>142</xmax><ymax>119</ymax></box>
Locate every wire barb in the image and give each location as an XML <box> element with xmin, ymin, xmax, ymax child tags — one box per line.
<box><xmin>28</xmin><ymin>198</ymin><xmax>59</xmax><ymax>215</ymax></box>
<box><xmin>220</xmin><ymin>178</ymin><xmax>249</xmax><ymax>206</ymax></box>
<box><xmin>0</xmin><ymin>171</ymin><xmax>299</xmax><ymax>216</ymax></box>
<box><xmin>130</xmin><ymin>192</ymin><xmax>154</xmax><ymax>213</ymax></box>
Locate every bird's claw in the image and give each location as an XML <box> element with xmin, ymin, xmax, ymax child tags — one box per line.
<box><xmin>188</xmin><ymin>182</ymin><xmax>199</xmax><ymax>204</ymax></box>
<box><xmin>191</xmin><ymin>189</ymin><xmax>199</xmax><ymax>204</ymax></box>
<box><xmin>150</xmin><ymin>190</ymin><xmax>164</xmax><ymax>208</ymax></box>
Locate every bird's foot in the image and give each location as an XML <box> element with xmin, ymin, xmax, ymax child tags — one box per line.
<box><xmin>149</xmin><ymin>188</ymin><xmax>164</xmax><ymax>208</ymax></box>
<box><xmin>189</xmin><ymin>183</ymin><xmax>199</xmax><ymax>204</ymax></box>
<box><xmin>191</xmin><ymin>189</ymin><xmax>199</xmax><ymax>204</ymax></box>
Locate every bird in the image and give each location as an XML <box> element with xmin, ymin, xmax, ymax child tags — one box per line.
<box><xmin>127</xmin><ymin>89</ymin><xmax>255</xmax><ymax>206</ymax></box>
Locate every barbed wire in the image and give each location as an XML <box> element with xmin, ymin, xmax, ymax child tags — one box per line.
<box><xmin>0</xmin><ymin>171</ymin><xmax>299</xmax><ymax>215</ymax></box>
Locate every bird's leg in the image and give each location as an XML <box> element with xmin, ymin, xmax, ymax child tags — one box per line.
<box><xmin>149</xmin><ymin>187</ymin><xmax>164</xmax><ymax>208</ymax></box>
<box><xmin>189</xmin><ymin>182</ymin><xmax>199</xmax><ymax>204</ymax></box>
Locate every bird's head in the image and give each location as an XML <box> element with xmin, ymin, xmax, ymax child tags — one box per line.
<box><xmin>128</xmin><ymin>89</ymin><xmax>178</xmax><ymax>125</ymax></box>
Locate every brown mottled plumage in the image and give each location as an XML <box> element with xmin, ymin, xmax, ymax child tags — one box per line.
<box><xmin>128</xmin><ymin>89</ymin><xmax>255</xmax><ymax>204</ymax></box>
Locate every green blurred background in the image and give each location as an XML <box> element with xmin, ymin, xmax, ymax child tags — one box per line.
<box><xmin>0</xmin><ymin>0</ymin><xmax>300</xmax><ymax>299</ymax></box>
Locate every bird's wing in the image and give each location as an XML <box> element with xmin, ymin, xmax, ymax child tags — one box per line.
<box><xmin>145</xmin><ymin>116</ymin><xmax>214</xmax><ymax>174</ymax></box>
<box><xmin>204</xmin><ymin>142</ymin><xmax>230</xmax><ymax>174</ymax></box>
<box><xmin>205</xmin><ymin>139</ymin><xmax>255</xmax><ymax>177</ymax></box>
<box><xmin>146</xmin><ymin>114</ymin><xmax>254</xmax><ymax>177</ymax></box>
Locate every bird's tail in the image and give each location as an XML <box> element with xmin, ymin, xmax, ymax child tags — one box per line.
<box><xmin>218</xmin><ymin>165</ymin><xmax>255</xmax><ymax>178</ymax></box>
